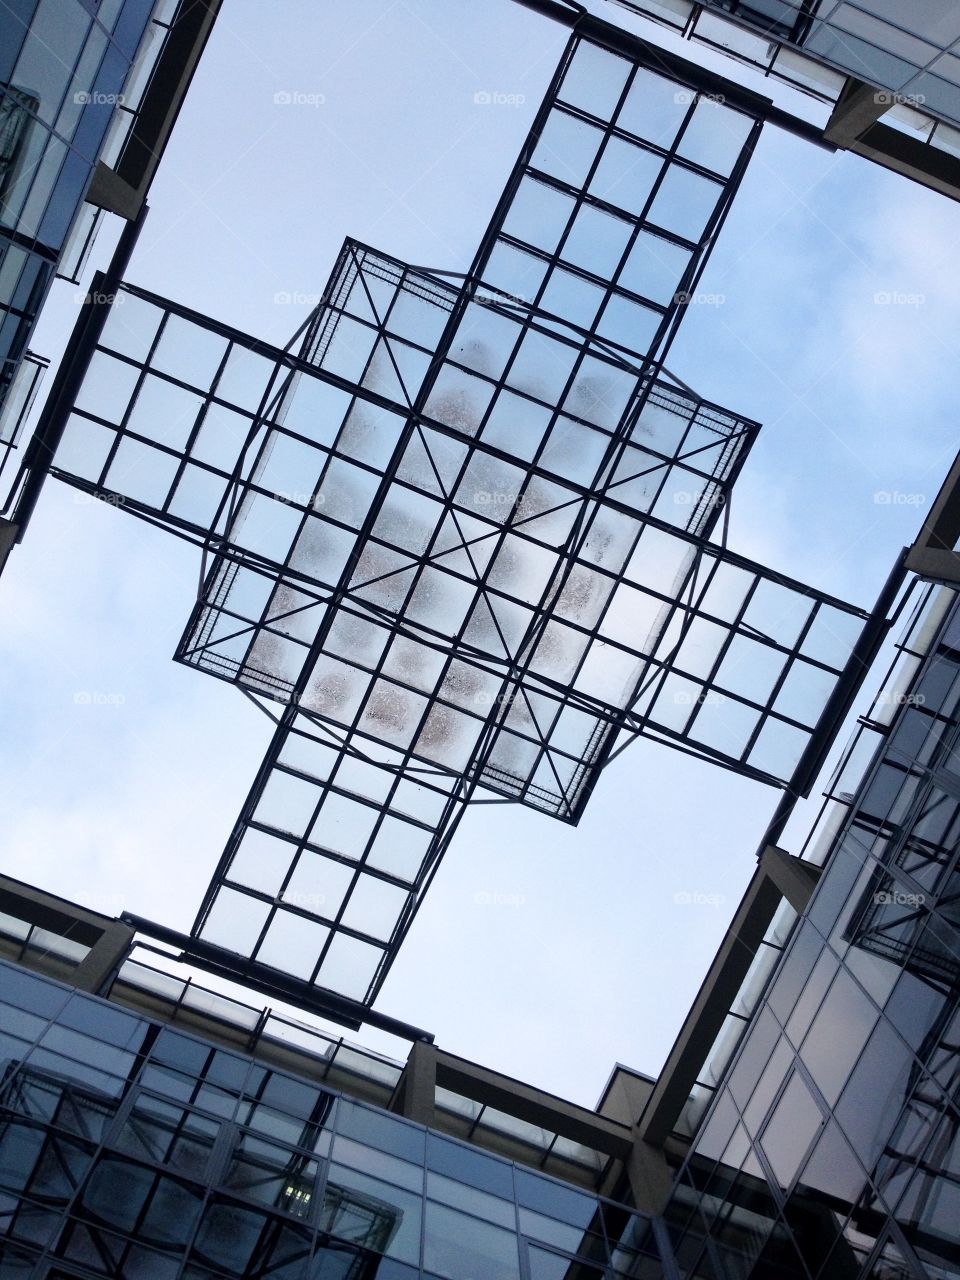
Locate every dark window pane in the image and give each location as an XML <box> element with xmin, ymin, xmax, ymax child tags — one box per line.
<box><xmin>425</xmin><ymin>1133</ymin><xmax>514</xmax><ymax>1198</ymax></box>
<box><xmin>514</xmin><ymin>1168</ymin><xmax>596</xmax><ymax>1227</ymax></box>
<box><xmin>337</xmin><ymin>1100</ymin><xmax>425</xmax><ymax>1164</ymax></box>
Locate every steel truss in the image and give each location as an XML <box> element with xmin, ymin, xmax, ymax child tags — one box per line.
<box><xmin>28</xmin><ymin>29</ymin><xmax>881</xmax><ymax>1007</ymax></box>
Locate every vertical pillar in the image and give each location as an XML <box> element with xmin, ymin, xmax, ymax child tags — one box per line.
<box><xmin>73</xmin><ymin>920</ymin><xmax>135</xmax><ymax>994</ymax></box>
<box><xmin>394</xmin><ymin>1040</ymin><xmax>437</xmax><ymax>1126</ymax></box>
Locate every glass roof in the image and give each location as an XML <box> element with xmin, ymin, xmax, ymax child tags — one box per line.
<box><xmin>47</xmin><ymin>30</ymin><xmax>869</xmax><ymax>1006</ymax></box>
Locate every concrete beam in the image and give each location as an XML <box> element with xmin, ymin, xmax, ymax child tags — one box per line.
<box><xmin>73</xmin><ymin>919</ymin><xmax>136</xmax><ymax>994</ymax></box>
<box><xmin>905</xmin><ymin>544</ymin><xmax>960</xmax><ymax>586</ymax></box>
<box><xmin>86</xmin><ymin>165</ymin><xmax>141</xmax><ymax>221</ymax></box>
<box><xmin>433</xmin><ymin>1051</ymin><xmax>634</xmax><ymax>1159</ymax></box>
<box><xmin>921</xmin><ymin>450</ymin><xmax>960</xmax><ymax>552</ymax></box>
<box><xmin>0</xmin><ymin>873</ymin><xmax>133</xmax><ymax>994</ymax></box>
<box><xmin>638</xmin><ymin>847</ymin><xmax>821</xmax><ymax>1147</ymax></box>
<box><xmin>624</xmin><ymin>1138</ymin><xmax>676</xmax><ymax>1215</ymax></box>
<box><xmin>597</xmin><ymin>1064</ymin><xmax>656</xmax><ymax>1127</ymax></box>
<box><xmin>87</xmin><ymin>0</ymin><xmax>222</xmax><ymax>220</ymax></box>
<box><xmin>822</xmin><ymin>76</ymin><xmax>960</xmax><ymax>201</ymax></box>
<box><xmin>638</xmin><ymin>863</ymin><xmax>783</xmax><ymax>1147</ymax></box>
<box><xmin>850</xmin><ymin>122</ymin><xmax>960</xmax><ymax>203</ymax></box>
<box><xmin>761</xmin><ymin>844</ymin><xmax>821</xmax><ymax>913</ymax></box>
<box><xmin>824</xmin><ymin>76</ymin><xmax>889</xmax><ymax>147</ymax></box>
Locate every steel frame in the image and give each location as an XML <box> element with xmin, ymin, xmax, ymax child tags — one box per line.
<box><xmin>19</xmin><ymin>28</ymin><xmax>881</xmax><ymax>1009</ymax></box>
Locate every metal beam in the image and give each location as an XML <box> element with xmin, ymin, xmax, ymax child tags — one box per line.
<box><xmin>120</xmin><ymin>913</ymin><xmax>436</xmax><ymax>1042</ymax></box>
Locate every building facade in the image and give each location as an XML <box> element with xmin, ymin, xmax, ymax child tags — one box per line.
<box><xmin>663</xmin><ymin>581</ymin><xmax>960</xmax><ymax>1279</ymax></box>
<box><xmin>0</xmin><ymin>954</ymin><xmax>669</xmax><ymax>1278</ymax></box>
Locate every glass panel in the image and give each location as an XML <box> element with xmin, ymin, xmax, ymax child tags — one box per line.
<box><xmin>590</xmin><ymin>137</ymin><xmax>661</xmax><ymax>215</ymax></box>
<box><xmin>531</xmin><ymin>110</ymin><xmax>604</xmax><ymax>186</ymax></box>
<box><xmin>152</xmin><ymin>315</ymin><xmax>227</xmax><ymax>388</ymax></box>
<box><xmin>74</xmin><ymin>351</ymin><xmax>141</xmax><ymax>425</ymax></box>
<box><xmin>617</xmin><ymin>67</ymin><xmax>689</xmax><ymax>145</ymax></box>
<box><xmin>559</xmin><ymin>41</ymin><xmax>631</xmax><ymax>119</ymax></box>
<box><xmin>619</xmin><ymin>230</ymin><xmax>691</xmax><ymax>304</ymax></box>
<box><xmin>799</xmin><ymin>970</ymin><xmax>879</xmax><ymax>1106</ymax></box>
<box><xmin>320</xmin><ymin>1163</ymin><xmax>422</xmax><ymax>1264</ymax></box>
<box><xmin>54</xmin><ymin>414</ymin><xmax>115</xmax><ymax>480</ymax></box>
<box><xmin>760</xmin><ymin>1072</ymin><xmax>824</xmax><ymax>1189</ymax></box>
<box><xmin>561</xmin><ymin>204</ymin><xmax>633</xmax><ymax>277</ymax></box>
<box><xmin>115</xmin><ymin>1097</ymin><xmax>219</xmax><ymax>1179</ymax></box>
<box><xmin>424</xmin><ymin>1201</ymin><xmax>521</xmax><ymax>1279</ymax></box>
<box><xmin>514</xmin><ymin>1169</ymin><xmax>596</xmax><ymax>1226</ymax></box>
<box><xmin>334</xmin><ymin>1135</ymin><xmax>423</xmax><ymax>1192</ymax></box>
<box><xmin>106</xmin><ymin>437</ymin><xmax>180</xmax><ymax>508</ymax></box>
<box><xmin>99</xmin><ymin>293</ymin><xmax>162</xmax><ymax>361</ymax></box>
<box><xmin>425</xmin><ymin>1134</ymin><xmax>514</xmax><ymax>1198</ymax></box>
<box><xmin>128</xmin><ymin>375</ymin><xmax>205</xmax><ymax>450</ymax></box>
<box><xmin>502</xmin><ymin>177</ymin><xmax>575</xmax><ymax>255</ymax></box>
<box><xmin>648</xmin><ymin>164</ymin><xmax>722</xmax><ymax>241</ymax></box>
<box><xmin>426</xmin><ymin>1171</ymin><xmax>515</xmax><ymax>1227</ymax></box>
<box><xmin>224</xmin><ymin>1131</ymin><xmax>319</xmax><ymax>1215</ymax></box>
<box><xmin>677</xmin><ymin>98</ymin><xmax>754</xmax><ymax>176</ymax></box>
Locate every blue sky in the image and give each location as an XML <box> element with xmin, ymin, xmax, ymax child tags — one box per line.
<box><xmin>1</xmin><ymin>0</ymin><xmax>959</xmax><ymax>1107</ymax></box>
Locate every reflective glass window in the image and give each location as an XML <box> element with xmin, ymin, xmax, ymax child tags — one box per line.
<box><xmin>424</xmin><ymin>1201</ymin><xmax>521</xmax><ymax>1279</ymax></box>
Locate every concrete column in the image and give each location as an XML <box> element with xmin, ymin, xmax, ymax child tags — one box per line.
<box><xmin>73</xmin><ymin>919</ymin><xmax>135</xmax><ymax>994</ymax></box>
<box><xmin>824</xmin><ymin>76</ymin><xmax>889</xmax><ymax>147</ymax></box>
<box><xmin>905</xmin><ymin>449</ymin><xmax>960</xmax><ymax>584</ymax></box>
<box><xmin>0</xmin><ymin>519</ymin><xmax>17</xmax><ymax>575</ymax></box>
<box><xmin>624</xmin><ymin>1136</ymin><xmax>676</xmax><ymax>1215</ymax></box>
<box><xmin>394</xmin><ymin>1040</ymin><xmax>438</xmax><ymax>1126</ymax></box>
<box><xmin>760</xmin><ymin>845</ymin><xmax>821</xmax><ymax>913</ymax></box>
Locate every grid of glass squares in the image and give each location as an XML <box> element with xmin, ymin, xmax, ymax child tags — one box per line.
<box><xmin>472</xmin><ymin>37</ymin><xmax>762</xmax><ymax>363</ymax></box>
<box><xmin>195</xmin><ymin>711</ymin><xmax>469</xmax><ymax>1001</ymax></box>
<box><xmin>52</xmin><ymin>288</ymin><xmax>311</xmax><ymax>538</ymax></box>
<box><xmin>44</xmin><ymin>30</ymin><xmax>871</xmax><ymax>1003</ymax></box>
